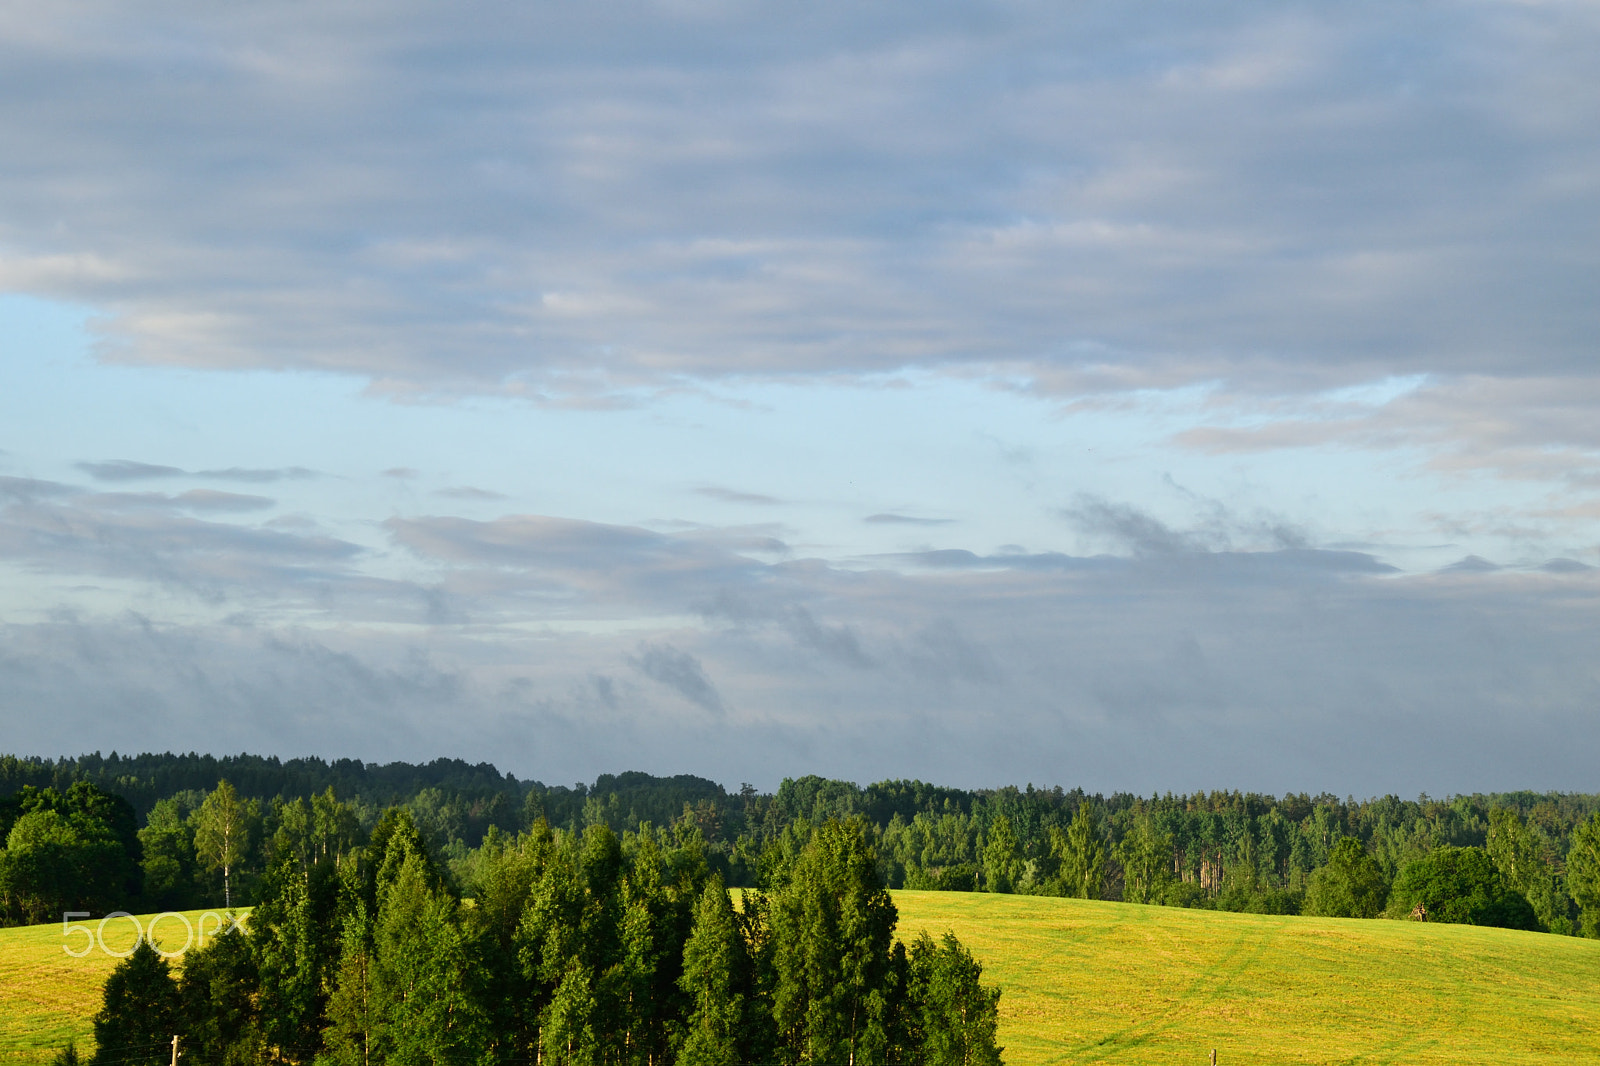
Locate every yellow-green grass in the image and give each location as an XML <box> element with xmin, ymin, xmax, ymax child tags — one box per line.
<box><xmin>0</xmin><ymin>910</ymin><xmax>245</xmax><ymax>1066</ymax></box>
<box><xmin>4</xmin><ymin>896</ymin><xmax>1599</xmax><ymax>1066</ymax></box>
<box><xmin>892</xmin><ymin>890</ymin><xmax>1600</xmax><ymax>1066</ymax></box>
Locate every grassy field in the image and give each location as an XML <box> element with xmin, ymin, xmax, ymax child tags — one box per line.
<box><xmin>3</xmin><ymin>895</ymin><xmax>1599</xmax><ymax>1065</ymax></box>
<box><xmin>0</xmin><ymin>909</ymin><xmax>243</xmax><ymax>1066</ymax></box>
<box><xmin>893</xmin><ymin>890</ymin><xmax>1600</xmax><ymax>1065</ymax></box>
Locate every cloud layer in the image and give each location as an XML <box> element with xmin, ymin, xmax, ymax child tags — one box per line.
<box><xmin>1</xmin><ymin>1</ymin><xmax>1595</xmax><ymax>407</ymax></box>
<box><xmin>2</xmin><ymin>470</ymin><xmax>1595</xmax><ymax>792</ymax></box>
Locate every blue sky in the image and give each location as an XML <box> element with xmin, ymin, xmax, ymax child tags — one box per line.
<box><xmin>1</xmin><ymin>1</ymin><xmax>1598</xmax><ymax>794</ymax></box>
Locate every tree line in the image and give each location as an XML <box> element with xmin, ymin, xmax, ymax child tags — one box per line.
<box><xmin>79</xmin><ymin>812</ymin><xmax>1001</xmax><ymax>1066</ymax></box>
<box><xmin>5</xmin><ymin>752</ymin><xmax>1600</xmax><ymax>935</ymax></box>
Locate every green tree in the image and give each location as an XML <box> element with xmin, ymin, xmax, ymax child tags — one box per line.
<box><xmin>1304</xmin><ymin>839</ymin><xmax>1388</xmax><ymax>919</ymax></box>
<box><xmin>542</xmin><ymin>958</ymin><xmax>599</xmax><ymax>1066</ymax></box>
<box><xmin>0</xmin><ymin>811</ymin><xmax>86</xmax><ymax>925</ymax></box>
<box><xmin>1055</xmin><ymin>803</ymin><xmax>1106</xmax><ymax>900</ymax></box>
<box><xmin>1389</xmin><ymin>846</ymin><xmax>1539</xmax><ymax>930</ymax></box>
<box><xmin>139</xmin><ymin>797</ymin><xmax>201</xmax><ymax>911</ymax></box>
<box><xmin>1114</xmin><ymin>813</ymin><xmax>1172</xmax><ymax>905</ymax></box>
<box><xmin>678</xmin><ymin>875</ymin><xmax>743</xmax><ymax>1066</ymax></box>
<box><xmin>906</xmin><ymin>932</ymin><xmax>1002</xmax><ymax>1066</ymax></box>
<box><xmin>90</xmin><ymin>940</ymin><xmax>181</xmax><ymax>1066</ymax></box>
<box><xmin>1488</xmin><ymin>808</ymin><xmax>1569</xmax><ymax>934</ymax></box>
<box><xmin>179</xmin><ymin>921</ymin><xmax>260</xmax><ymax>1066</ymax></box>
<box><xmin>0</xmin><ymin>784</ymin><xmax>137</xmax><ymax>923</ymax></box>
<box><xmin>323</xmin><ymin>899</ymin><xmax>377</xmax><ymax>1066</ymax></box>
<box><xmin>194</xmin><ymin>780</ymin><xmax>253</xmax><ymax>907</ymax></box>
<box><xmin>1565</xmin><ymin>812</ymin><xmax>1600</xmax><ymax>938</ymax></box>
<box><xmin>252</xmin><ymin>859</ymin><xmax>341</xmax><ymax>1060</ymax></box>
<box><xmin>372</xmin><ymin>851</ymin><xmax>490</xmax><ymax>1066</ymax></box>
<box><xmin>770</xmin><ymin>818</ymin><xmax>897</xmax><ymax>1066</ymax></box>
<box><xmin>981</xmin><ymin>817</ymin><xmax>1022</xmax><ymax>894</ymax></box>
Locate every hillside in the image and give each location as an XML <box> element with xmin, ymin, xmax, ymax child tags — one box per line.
<box><xmin>4</xmin><ymin>895</ymin><xmax>1599</xmax><ymax>1065</ymax></box>
<box><xmin>893</xmin><ymin>891</ymin><xmax>1600</xmax><ymax>1064</ymax></box>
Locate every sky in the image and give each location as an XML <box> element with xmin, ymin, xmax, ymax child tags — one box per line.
<box><xmin>1</xmin><ymin>0</ymin><xmax>1598</xmax><ymax>796</ymax></box>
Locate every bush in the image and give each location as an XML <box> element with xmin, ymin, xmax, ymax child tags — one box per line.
<box><xmin>1388</xmin><ymin>846</ymin><xmax>1541</xmax><ymax>930</ymax></box>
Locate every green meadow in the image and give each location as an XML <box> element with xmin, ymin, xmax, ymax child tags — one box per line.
<box><xmin>892</xmin><ymin>891</ymin><xmax>1600</xmax><ymax>1066</ymax></box>
<box><xmin>0</xmin><ymin>909</ymin><xmax>242</xmax><ymax>1066</ymax></box>
<box><xmin>5</xmin><ymin>895</ymin><xmax>1600</xmax><ymax>1066</ymax></box>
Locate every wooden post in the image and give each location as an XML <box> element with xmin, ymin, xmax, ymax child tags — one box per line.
<box><xmin>1210</xmin><ymin>1050</ymin><xmax>1216</xmax><ymax>1066</ymax></box>
<box><xmin>170</xmin><ymin>1036</ymin><xmax>181</xmax><ymax>1066</ymax></box>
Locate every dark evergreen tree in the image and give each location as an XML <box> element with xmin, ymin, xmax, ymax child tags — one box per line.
<box><xmin>770</xmin><ymin>818</ymin><xmax>898</xmax><ymax>1066</ymax></box>
<box><xmin>251</xmin><ymin>857</ymin><xmax>343</xmax><ymax>1061</ymax></box>
<box><xmin>90</xmin><ymin>940</ymin><xmax>181</xmax><ymax>1066</ymax></box>
<box><xmin>180</xmin><ymin>921</ymin><xmax>260</xmax><ymax>1066</ymax></box>
<box><xmin>1567</xmin><ymin>812</ymin><xmax>1600</xmax><ymax>938</ymax></box>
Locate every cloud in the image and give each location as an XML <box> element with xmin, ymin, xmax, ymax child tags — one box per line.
<box><xmin>696</xmin><ymin>486</ymin><xmax>783</xmax><ymax>506</ymax></box>
<box><xmin>0</xmin><ymin>475</ymin><xmax>78</xmax><ymax>501</ymax></box>
<box><xmin>0</xmin><ymin>481</ymin><xmax>363</xmax><ymax>602</ymax></box>
<box><xmin>86</xmin><ymin>489</ymin><xmax>276</xmax><ymax>513</ymax></box>
<box><xmin>196</xmin><ymin>466</ymin><xmax>318</xmax><ymax>483</ymax></box>
<box><xmin>1</xmin><ymin>537</ymin><xmax>1597</xmax><ymax>793</ymax></box>
<box><xmin>383</xmin><ymin>467</ymin><xmax>419</xmax><ymax>480</ymax></box>
<box><xmin>434</xmin><ymin>486</ymin><xmax>507</xmax><ymax>501</ymax></box>
<box><xmin>630</xmin><ymin>641</ymin><xmax>725</xmax><ymax>715</ymax></box>
<box><xmin>1441</xmin><ymin>555</ymin><xmax>1500</xmax><ymax>574</ymax></box>
<box><xmin>0</xmin><ymin>0</ymin><xmax>1592</xmax><ymax>425</ymax></box>
<box><xmin>1062</xmin><ymin>493</ymin><xmax>1313</xmax><ymax>557</ymax></box>
<box><xmin>865</xmin><ymin>513</ymin><xmax>954</xmax><ymax>526</ymax></box>
<box><xmin>77</xmin><ymin>460</ymin><xmax>184</xmax><ymax>482</ymax></box>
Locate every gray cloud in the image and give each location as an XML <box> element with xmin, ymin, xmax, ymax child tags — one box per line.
<box><xmin>0</xmin><ymin>475</ymin><xmax>79</xmax><ymax>501</ymax></box>
<box><xmin>0</xmin><ymin>0</ymin><xmax>1593</xmax><ymax>441</ymax></box>
<box><xmin>434</xmin><ymin>486</ymin><xmax>507</xmax><ymax>501</ymax></box>
<box><xmin>0</xmin><ymin>480</ymin><xmax>362</xmax><ymax>602</ymax></box>
<box><xmin>77</xmin><ymin>460</ymin><xmax>184</xmax><ymax>482</ymax></box>
<box><xmin>87</xmin><ymin>489</ymin><xmax>276</xmax><ymax>513</ymax></box>
<box><xmin>696</xmin><ymin>486</ymin><xmax>783</xmax><ymax>506</ymax></box>
<box><xmin>630</xmin><ymin>641</ymin><xmax>725</xmax><ymax>716</ymax></box>
<box><xmin>2</xmin><ymin>540</ymin><xmax>1597</xmax><ymax>793</ymax></box>
<box><xmin>1063</xmin><ymin>494</ymin><xmax>1314</xmax><ymax>557</ymax></box>
<box><xmin>196</xmin><ymin>466</ymin><xmax>318</xmax><ymax>483</ymax></box>
<box><xmin>865</xmin><ymin>513</ymin><xmax>954</xmax><ymax>526</ymax></box>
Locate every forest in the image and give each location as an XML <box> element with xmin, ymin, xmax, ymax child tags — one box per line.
<box><xmin>80</xmin><ymin>812</ymin><xmax>1002</xmax><ymax>1066</ymax></box>
<box><xmin>3</xmin><ymin>752</ymin><xmax>1600</xmax><ymax>936</ymax></box>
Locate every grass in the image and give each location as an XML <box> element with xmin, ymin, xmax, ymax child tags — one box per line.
<box><xmin>3</xmin><ymin>895</ymin><xmax>1598</xmax><ymax>1065</ymax></box>
<box><xmin>892</xmin><ymin>890</ymin><xmax>1600</xmax><ymax>1065</ymax></box>
<box><xmin>0</xmin><ymin>909</ymin><xmax>243</xmax><ymax>1066</ymax></box>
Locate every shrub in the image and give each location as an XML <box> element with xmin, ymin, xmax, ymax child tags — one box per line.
<box><xmin>1388</xmin><ymin>846</ymin><xmax>1540</xmax><ymax>930</ymax></box>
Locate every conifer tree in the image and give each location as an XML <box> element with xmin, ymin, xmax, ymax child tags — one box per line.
<box><xmin>677</xmin><ymin>875</ymin><xmax>743</xmax><ymax>1066</ymax></box>
<box><xmin>770</xmin><ymin>818</ymin><xmax>897</xmax><ymax>1066</ymax></box>
<box><xmin>179</xmin><ymin>921</ymin><xmax>260</xmax><ymax>1065</ymax></box>
<box><xmin>90</xmin><ymin>940</ymin><xmax>181</xmax><ymax>1066</ymax></box>
<box><xmin>980</xmin><ymin>817</ymin><xmax>1021</xmax><ymax>894</ymax></box>
<box><xmin>1566</xmin><ymin>812</ymin><xmax>1600</xmax><ymax>938</ymax></box>
<box><xmin>371</xmin><ymin>851</ymin><xmax>490</xmax><ymax>1066</ymax></box>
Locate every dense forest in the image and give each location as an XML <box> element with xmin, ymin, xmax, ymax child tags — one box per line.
<box><xmin>3</xmin><ymin>752</ymin><xmax>1600</xmax><ymax>935</ymax></box>
<box><xmin>81</xmin><ymin>812</ymin><xmax>1002</xmax><ymax>1066</ymax></box>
